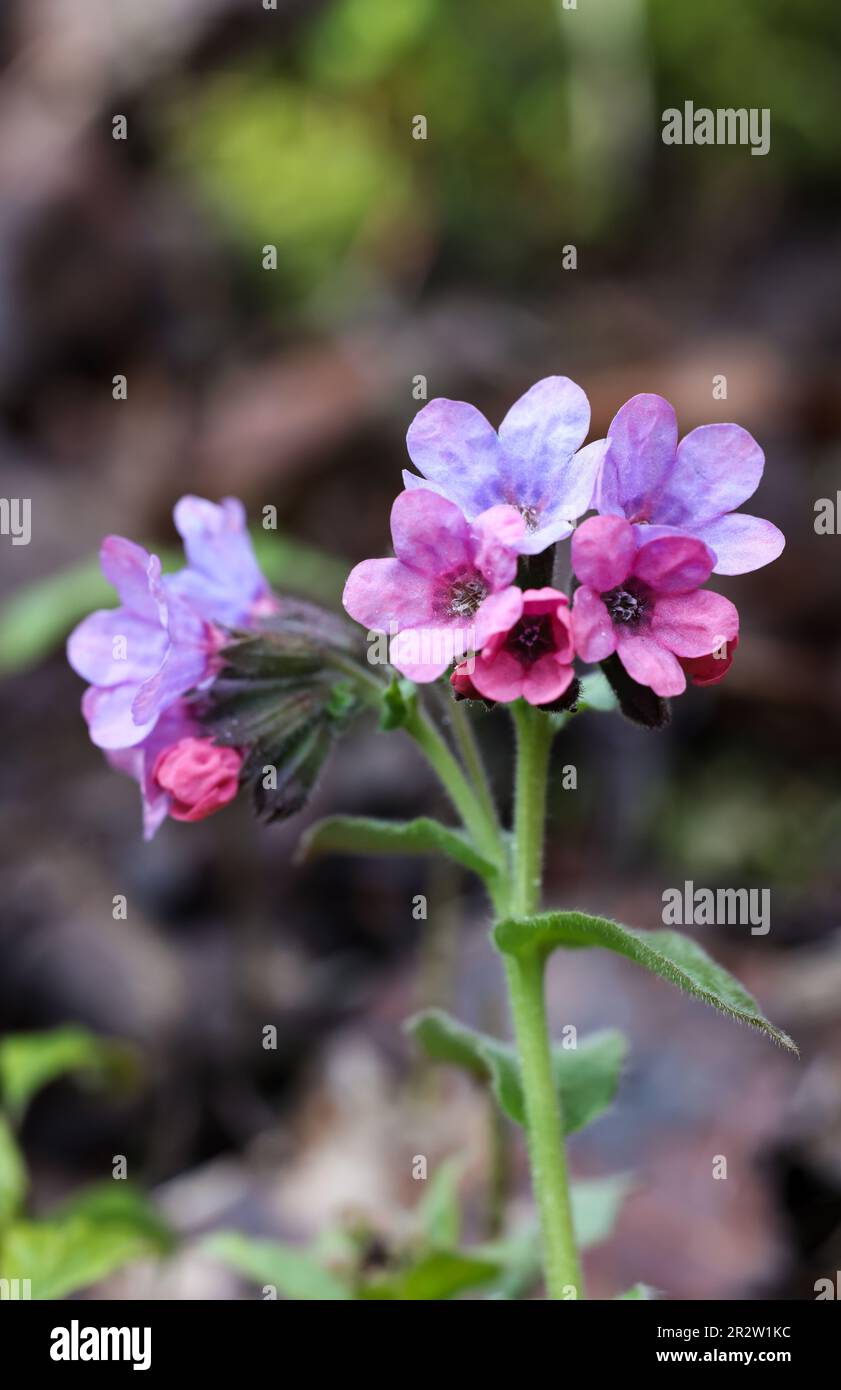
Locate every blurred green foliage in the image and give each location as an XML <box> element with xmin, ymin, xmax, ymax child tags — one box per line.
<box><xmin>160</xmin><ymin>0</ymin><xmax>841</xmax><ymax>310</ymax></box>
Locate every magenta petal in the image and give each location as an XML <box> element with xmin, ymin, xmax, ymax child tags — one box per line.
<box><xmin>615</xmin><ymin>631</ymin><xmax>686</xmax><ymax>697</ymax></box>
<box><xmin>83</xmin><ymin>684</ymin><xmax>158</xmax><ymax>750</ymax></box>
<box><xmin>656</xmin><ymin>424</ymin><xmax>764</xmax><ymax>528</ymax></box>
<box><xmin>632</xmin><ymin>534</ymin><xmax>715</xmax><ymax>594</ymax></box>
<box><xmin>651</xmin><ymin>590</ymin><xmax>739</xmax><ymax>658</ymax></box>
<box><xmin>472</xmin><ymin>504</ymin><xmax>524</xmax><ymax>588</ymax></box>
<box><xmin>471</xmin><ymin>649</ymin><xmax>525</xmax><ymax>703</ymax></box>
<box><xmin>342</xmin><ymin>557</ymin><xmax>437</xmax><ymax>631</ymax></box>
<box><xmin>694</xmin><ymin>512</ymin><xmax>785</xmax><ymax>575</ymax></box>
<box><xmin>390</xmin><ymin>489</ymin><xmax>472</xmax><ymax>575</ymax></box>
<box><xmin>597</xmin><ymin>394</ymin><xmax>678</xmax><ymax>521</ymax></box>
<box><xmin>572</xmin><ymin>587</ymin><xmax>616</xmax><ymax>662</ymax></box>
<box><xmin>67</xmin><ymin>609</ymin><xmax>168</xmax><ymax>687</ymax></box>
<box><xmin>571</xmin><ymin>515</ymin><xmax>636</xmax><ymax>591</ymax></box>
<box><xmin>522</xmin><ymin>654</ymin><xmax>574</xmax><ymax>706</ymax></box>
<box><xmin>389</xmin><ymin>624</ymin><xmax>465</xmax><ymax>682</ymax></box>
<box><xmin>473</xmin><ymin>586</ymin><xmax>524</xmax><ymax>646</ymax></box>
<box><xmin>406</xmin><ymin>400</ymin><xmax>503</xmax><ymax>518</ymax></box>
<box><xmin>100</xmin><ymin>537</ymin><xmax>163</xmax><ymax>622</ymax></box>
<box><xmin>497</xmin><ymin>376</ymin><xmax>590</xmax><ymax>482</ymax></box>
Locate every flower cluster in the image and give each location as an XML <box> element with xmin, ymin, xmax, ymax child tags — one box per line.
<box><xmin>343</xmin><ymin>379</ymin><xmax>783</xmax><ymax>709</ymax></box>
<box><xmin>68</xmin><ymin>497</ymin><xmax>274</xmax><ymax>838</ymax></box>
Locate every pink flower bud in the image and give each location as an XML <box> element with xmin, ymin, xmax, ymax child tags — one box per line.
<box><xmin>151</xmin><ymin>738</ymin><xmax>243</xmax><ymax>823</ymax></box>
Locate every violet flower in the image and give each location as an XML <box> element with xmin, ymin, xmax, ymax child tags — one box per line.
<box><xmin>68</xmin><ymin>536</ymin><xmax>218</xmax><ymax>750</ymax></box>
<box><xmin>571</xmin><ymin>514</ymin><xmax>739</xmax><ymax>698</ymax></box>
<box><xmin>594</xmin><ymin>394</ymin><xmax>784</xmax><ymax>574</ymax></box>
<box><xmin>166</xmin><ymin>495</ymin><xmax>276</xmax><ymax>626</ymax></box>
<box><xmin>404</xmin><ymin>377</ymin><xmax>605</xmax><ymax>555</ymax></box>
<box><xmin>342</xmin><ymin>489</ymin><xmax>526</xmax><ymax>681</ymax></box>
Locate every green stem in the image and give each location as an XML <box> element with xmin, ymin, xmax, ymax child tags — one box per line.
<box><xmin>448</xmin><ymin>698</ymin><xmax>500</xmax><ymax>834</ymax></box>
<box><xmin>404</xmin><ymin>703</ymin><xmax>505</xmax><ymax>888</ymax></box>
<box><xmin>505</xmin><ymin>701</ymin><xmax>583</xmax><ymax>1299</ymax></box>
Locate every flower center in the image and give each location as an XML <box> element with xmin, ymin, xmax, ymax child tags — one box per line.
<box><xmin>603</xmin><ymin>585</ymin><xmax>648</xmax><ymax>626</ymax></box>
<box><xmin>446</xmin><ymin>574</ymin><xmax>487</xmax><ymax>618</ymax></box>
<box><xmin>518</xmin><ymin>504</ymin><xmax>540</xmax><ymax>532</ymax></box>
<box><xmin>506</xmin><ymin>614</ymin><xmax>555</xmax><ymax>665</ymax></box>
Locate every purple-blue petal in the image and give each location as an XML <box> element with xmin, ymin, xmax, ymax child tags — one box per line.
<box><xmin>693</xmin><ymin>512</ymin><xmax>785</xmax><ymax>575</ymax></box>
<box><xmin>597</xmin><ymin>394</ymin><xmax>678</xmax><ymax>522</ymax></box>
<box><xmin>654</xmin><ymin>423</ymin><xmax>764</xmax><ymax>529</ymax></box>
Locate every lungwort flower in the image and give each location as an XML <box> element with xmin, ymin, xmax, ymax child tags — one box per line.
<box><xmin>451</xmin><ymin>587</ymin><xmax>575</xmax><ymax>706</ymax></box>
<box><xmin>571</xmin><ymin>515</ymin><xmax>739</xmax><ymax>698</ymax></box>
<box><xmin>404</xmin><ymin>377</ymin><xmax>605</xmax><ymax>555</ymax></box>
<box><xmin>594</xmin><ymin>394</ymin><xmax>784</xmax><ymax>575</ymax></box>
<box><xmin>342</xmin><ymin>488</ymin><xmax>526</xmax><ymax>681</ymax></box>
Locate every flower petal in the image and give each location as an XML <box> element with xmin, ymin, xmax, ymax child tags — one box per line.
<box><xmin>471</xmin><ymin>649</ymin><xmax>525</xmax><ymax>703</ymax></box>
<box><xmin>633</xmin><ymin>534</ymin><xmax>715</xmax><ymax>594</ymax></box>
<box><xmin>471</xmin><ymin>504</ymin><xmax>524</xmax><ymax>588</ymax></box>
<box><xmin>171</xmin><ymin>496</ymin><xmax>268</xmax><ymax>625</ymax></box>
<box><xmin>597</xmin><ymin>394</ymin><xmax>678</xmax><ymax>522</ymax></box>
<box><xmin>651</xmin><ymin>590</ymin><xmax>739</xmax><ymax>657</ymax></box>
<box><xmin>497</xmin><ymin>376</ymin><xmax>590</xmax><ymax>499</ymax></box>
<box><xmin>390</xmin><ymin>489</ymin><xmax>472</xmax><ymax>575</ymax></box>
<box><xmin>571</xmin><ymin>587</ymin><xmax>616</xmax><ymax>663</ymax></box>
<box><xmin>82</xmin><ymin>683</ymin><xmax>158</xmax><ymax>750</ymax></box>
<box><xmin>131</xmin><ymin>638</ymin><xmax>211</xmax><ymax>727</ymax></box>
<box><xmin>522</xmin><ymin>654</ymin><xmax>574</xmax><ymax>706</ymax></box>
<box><xmin>100</xmin><ymin>537</ymin><xmax>163</xmax><ymax>622</ymax></box>
<box><xmin>405</xmin><ymin>400</ymin><xmax>504</xmax><ymax>517</ymax></box>
<box><xmin>342</xmin><ymin>557</ymin><xmax>437</xmax><ymax>631</ymax></box>
<box><xmin>655</xmin><ymin>424</ymin><xmax>764</xmax><ymax>528</ymax></box>
<box><xmin>615</xmin><ymin>631</ymin><xmax>686</xmax><ymax>697</ymax></box>
<box><xmin>473</xmin><ymin>586</ymin><xmax>524</xmax><ymax>646</ymax></box>
<box><xmin>571</xmin><ymin>514</ymin><xmax>636</xmax><ymax>592</ymax></box>
<box><xmin>67</xmin><ymin>609</ymin><xmax>168</xmax><ymax>687</ymax></box>
<box><xmin>389</xmin><ymin>624</ymin><xmax>465</xmax><ymax>682</ymax></box>
<box><xmin>693</xmin><ymin>512</ymin><xmax>785</xmax><ymax>575</ymax></box>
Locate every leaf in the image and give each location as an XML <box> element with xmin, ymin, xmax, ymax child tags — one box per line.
<box><xmin>0</xmin><ymin>1114</ymin><xmax>27</xmax><ymax>1224</ymax></box>
<box><xmin>494</xmin><ymin>911</ymin><xmax>797</xmax><ymax>1053</ymax></box>
<box><xmin>0</xmin><ymin>1197</ymin><xmax>170</xmax><ymax>1299</ymax></box>
<box><xmin>359</xmin><ymin>1250</ymin><xmax>500</xmax><ymax>1301</ymax></box>
<box><xmin>0</xmin><ymin>1027</ymin><xmax>139</xmax><ymax>1123</ymax></box>
<box><xmin>204</xmin><ymin>1232</ymin><xmax>351</xmax><ymax>1301</ymax></box>
<box><xmin>616</xmin><ymin>1283</ymin><xmax>656</xmax><ymax>1299</ymax></box>
<box><xmin>298</xmin><ymin>815</ymin><xmax>497</xmax><ymax>880</ymax></box>
<box><xmin>578</xmin><ymin>670</ymin><xmax>618</xmax><ymax>713</ymax></box>
<box><xmin>571</xmin><ymin>1175</ymin><xmax>633</xmax><ymax>1249</ymax></box>
<box><xmin>53</xmin><ymin>1182</ymin><xmax>173</xmax><ymax>1250</ymax></box>
<box><xmin>379</xmin><ymin>675</ymin><xmax>417</xmax><ymax>731</ymax></box>
<box><xmin>406</xmin><ymin>1008</ymin><xmax>626</xmax><ymax>1132</ymax></box>
<box><xmin>416</xmin><ymin>1158</ymin><xmax>463</xmax><ymax>1249</ymax></box>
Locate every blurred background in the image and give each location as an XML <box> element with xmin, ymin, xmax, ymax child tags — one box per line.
<box><xmin>0</xmin><ymin>0</ymin><xmax>840</xmax><ymax>1300</ymax></box>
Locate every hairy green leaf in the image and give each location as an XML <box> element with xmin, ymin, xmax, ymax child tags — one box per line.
<box><xmin>494</xmin><ymin>911</ymin><xmax>797</xmax><ymax>1053</ymax></box>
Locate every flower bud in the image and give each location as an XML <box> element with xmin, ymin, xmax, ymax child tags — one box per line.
<box><xmin>152</xmin><ymin>738</ymin><xmax>244</xmax><ymax>823</ymax></box>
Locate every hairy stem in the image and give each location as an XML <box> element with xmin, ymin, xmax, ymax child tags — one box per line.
<box><xmin>505</xmin><ymin>701</ymin><xmax>583</xmax><ymax>1299</ymax></box>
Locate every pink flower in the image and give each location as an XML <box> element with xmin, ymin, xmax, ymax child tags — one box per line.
<box><xmin>105</xmin><ymin>701</ymin><xmax>200</xmax><ymax>840</ymax></box>
<box><xmin>452</xmin><ymin>587</ymin><xmax>575</xmax><ymax>705</ymax></box>
<box><xmin>151</xmin><ymin>737</ymin><xmax>244</xmax><ymax>824</ymax></box>
<box><xmin>571</xmin><ymin>515</ymin><xmax>739</xmax><ymax>698</ymax></box>
<box><xmin>342</xmin><ymin>489</ymin><xmax>526</xmax><ymax>681</ymax></box>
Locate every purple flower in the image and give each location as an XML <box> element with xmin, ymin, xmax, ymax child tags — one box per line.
<box><xmin>403</xmin><ymin>377</ymin><xmax>605</xmax><ymax>555</ymax></box>
<box><xmin>594</xmin><ymin>394</ymin><xmax>784</xmax><ymax>575</ymax></box>
<box><xmin>571</xmin><ymin>515</ymin><xmax>739</xmax><ymax>698</ymax></box>
<box><xmin>68</xmin><ymin>536</ymin><xmax>217</xmax><ymax>750</ymax></box>
<box><xmin>166</xmin><ymin>495</ymin><xmax>274</xmax><ymax>626</ymax></box>
<box><xmin>342</xmin><ymin>489</ymin><xmax>526</xmax><ymax>681</ymax></box>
